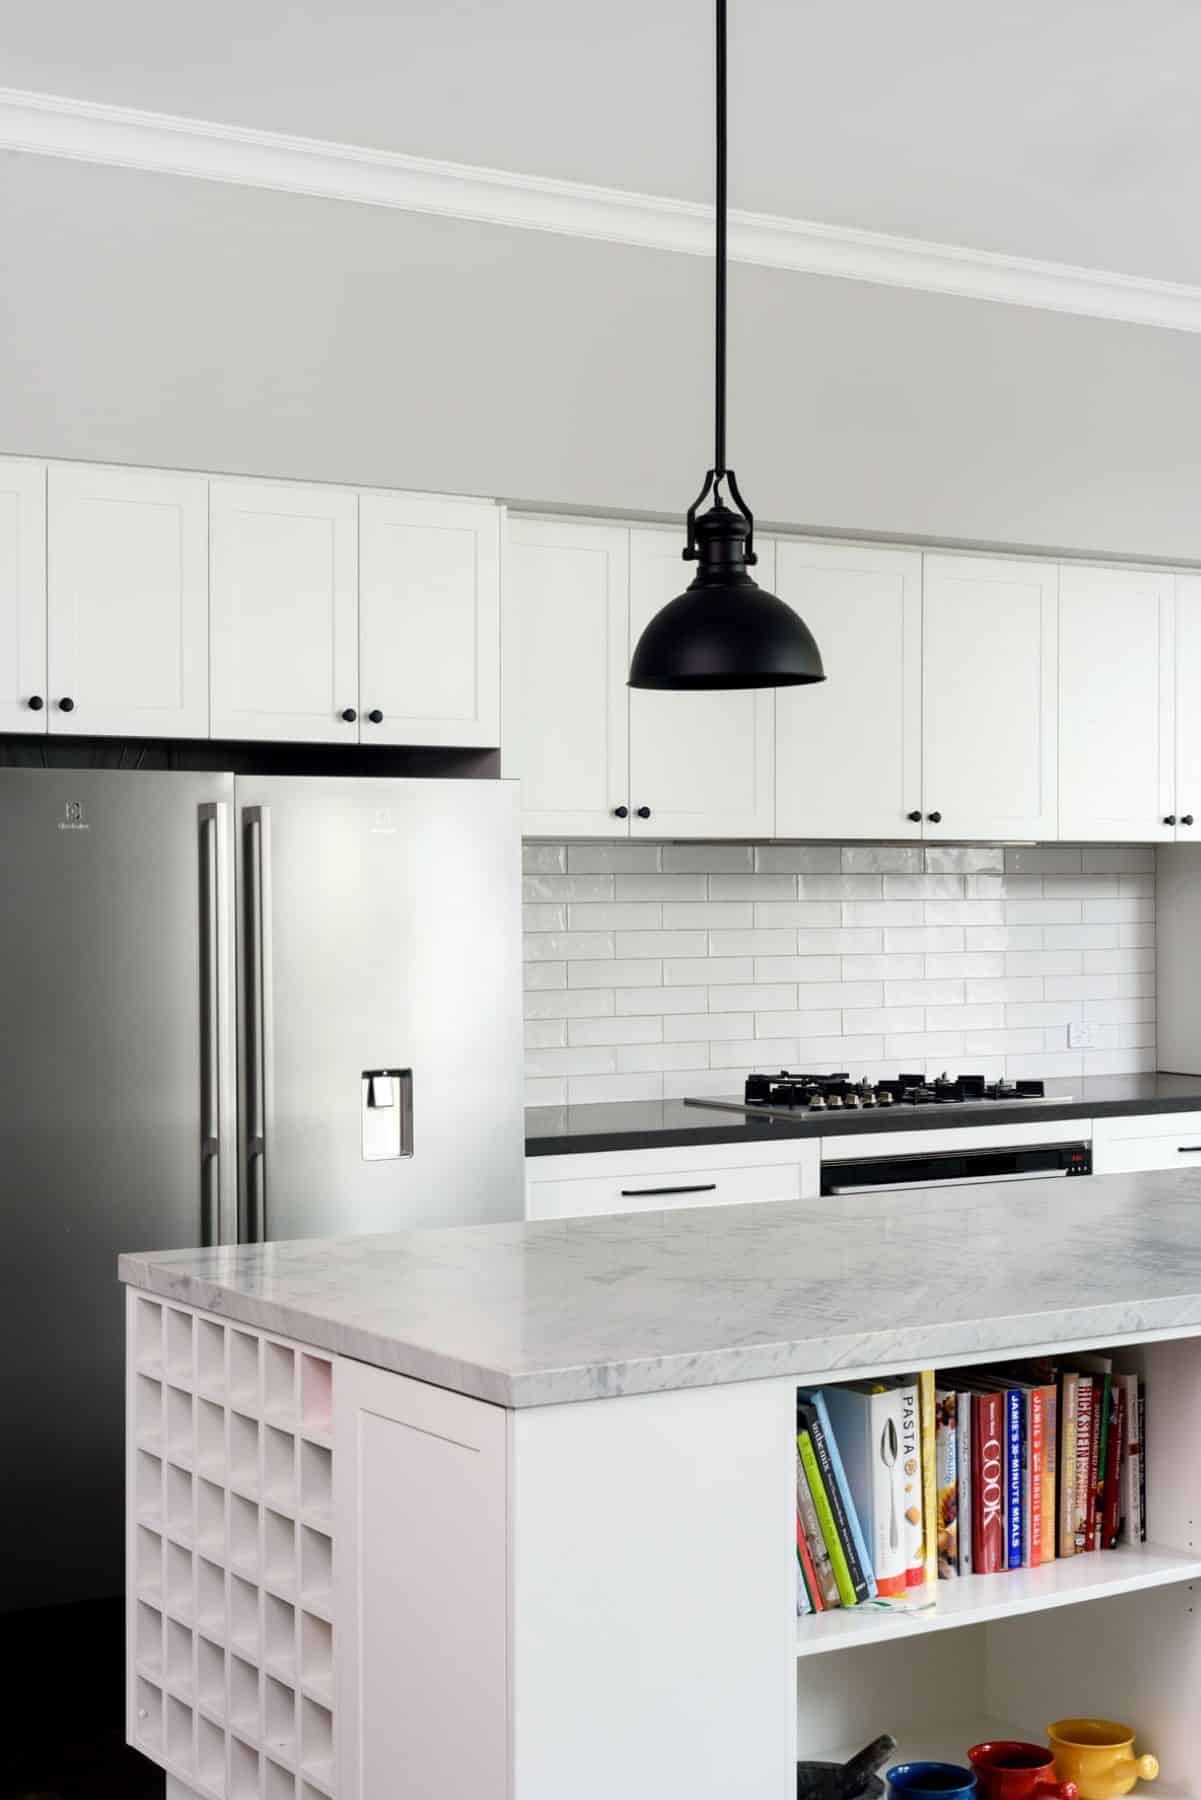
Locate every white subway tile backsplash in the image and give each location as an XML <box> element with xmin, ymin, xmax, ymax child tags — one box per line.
<box><xmin>522</xmin><ymin>841</ymin><xmax>1157</xmax><ymax>1098</ymax></box>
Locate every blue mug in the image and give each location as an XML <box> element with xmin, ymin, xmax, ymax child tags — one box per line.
<box><xmin>887</xmin><ymin>1764</ymin><xmax>979</xmax><ymax>1800</ymax></box>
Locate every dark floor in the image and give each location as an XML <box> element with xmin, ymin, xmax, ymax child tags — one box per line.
<box><xmin>0</xmin><ymin>1600</ymin><xmax>163</xmax><ymax>1800</ymax></box>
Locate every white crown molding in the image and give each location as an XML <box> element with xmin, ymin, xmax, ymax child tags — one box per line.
<box><xmin>5</xmin><ymin>84</ymin><xmax>1201</xmax><ymax>334</ymax></box>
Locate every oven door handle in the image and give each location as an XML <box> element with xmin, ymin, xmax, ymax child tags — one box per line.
<box><xmin>825</xmin><ymin>1167</ymin><xmax>1073</xmax><ymax>1195</ymax></box>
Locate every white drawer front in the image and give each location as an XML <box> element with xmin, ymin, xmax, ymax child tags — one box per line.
<box><xmin>1092</xmin><ymin>1110</ymin><xmax>1201</xmax><ymax>1143</ymax></box>
<box><xmin>1092</xmin><ymin>1130</ymin><xmax>1201</xmax><ymax>1175</ymax></box>
<box><xmin>527</xmin><ymin>1159</ymin><xmax>803</xmax><ymax>1221</ymax></box>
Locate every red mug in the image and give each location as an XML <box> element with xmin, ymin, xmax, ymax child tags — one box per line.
<box><xmin>970</xmin><ymin>1742</ymin><xmax>1079</xmax><ymax>1800</ymax></box>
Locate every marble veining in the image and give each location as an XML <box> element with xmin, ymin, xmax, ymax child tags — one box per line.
<box><xmin>120</xmin><ymin>1167</ymin><xmax>1201</xmax><ymax>1409</ymax></box>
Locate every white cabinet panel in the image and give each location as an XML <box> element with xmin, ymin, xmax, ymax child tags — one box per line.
<box><xmin>504</xmin><ymin>517</ymin><xmax>630</xmax><ymax>835</ymax></box>
<box><xmin>0</xmin><ymin>458</ymin><xmax>47</xmax><ymax>733</ymax></box>
<box><xmin>47</xmin><ymin>465</ymin><xmax>208</xmax><ymax>738</ymax></box>
<box><xmin>628</xmin><ymin>526</ymin><xmax>774</xmax><ymax>837</ymax></box>
<box><xmin>1059</xmin><ymin>564</ymin><xmax>1174</xmax><ymax>842</ymax></box>
<box><xmin>1174</xmin><ymin>574</ymin><xmax>1201</xmax><ymax>841</ymax></box>
<box><xmin>359</xmin><ymin>492</ymin><xmax>500</xmax><ymax>747</ymax></box>
<box><xmin>210</xmin><ymin>479</ymin><xmax>358</xmax><ymax>744</ymax></box>
<box><xmin>775</xmin><ymin>539</ymin><xmax>921</xmax><ymax>840</ymax></box>
<box><xmin>922</xmin><ymin>553</ymin><xmax>1058</xmax><ymax>841</ymax></box>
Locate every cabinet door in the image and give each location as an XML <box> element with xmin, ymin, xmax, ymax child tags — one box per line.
<box><xmin>503</xmin><ymin>517</ymin><xmax>630</xmax><ymax>835</ymax></box>
<box><xmin>210</xmin><ymin>480</ymin><xmax>358</xmax><ymax>743</ymax></box>
<box><xmin>627</xmin><ymin>526</ymin><xmax>774</xmax><ymax>837</ymax></box>
<box><xmin>0</xmin><ymin>458</ymin><xmax>47</xmax><ymax>733</ymax></box>
<box><xmin>1174</xmin><ymin>574</ymin><xmax>1201</xmax><ymax>841</ymax></box>
<box><xmin>47</xmin><ymin>465</ymin><xmax>208</xmax><ymax>738</ymax></box>
<box><xmin>775</xmin><ymin>539</ymin><xmax>921</xmax><ymax>839</ymax></box>
<box><xmin>922</xmin><ymin>553</ymin><xmax>1058</xmax><ymax>840</ymax></box>
<box><xmin>1059</xmin><ymin>564</ymin><xmax>1174</xmax><ymax>842</ymax></box>
<box><xmin>359</xmin><ymin>493</ymin><xmax>500</xmax><ymax>747</ymax></box>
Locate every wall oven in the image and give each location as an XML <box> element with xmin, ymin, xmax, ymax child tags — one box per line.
<box><xmin>821</xmin><ymin>1139</ymin><xmax>1092</xmax><ymax>1196</ymax></box>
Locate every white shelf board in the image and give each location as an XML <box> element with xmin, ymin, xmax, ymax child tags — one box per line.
<box><xmin>796</xmin><ymin>1543</ymin><xmax>1201</xmax><ymax>1657</ymax></box>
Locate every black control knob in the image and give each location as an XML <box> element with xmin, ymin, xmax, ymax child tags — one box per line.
<box><xmin>58</xmin><ymin>696</ymin><xmax>75</xmax><ymax>714</ymax></box>
<box><xmin>613</xmin><ymin>805</ymin><xmax>629</xmax><ymax>819</ymax></box>
<box><xmin>367</xmin><ymin>709</ymin><xmax>384</xmax><ymax>724</ymax></box>
<box><xmin>1165</xmin><ymin>815</ymin><xmax>1176</xmax><ymax>826</ymax></box>
<box><xmin>1184</xmin><ymin>815</ymin><xmax>1195</xmax><ymax>827</ymax></box>
<box><xmin>636</xmin><ymin>806</ymin><xmax>651</xmax><ymax>820</ymax></box>
<box><xmin>27</xmin><ymin>694</ymin><xmax>44</xmax><ymax>711</ymax></box>
<box><xmin>907</xmin><ymin>810</ymin><xmax>922</xmax><ymax>822</ymax></box>
<box><xmin>340</xmin><ymin>707</ymin><xmax>357</xmax><ymax>723</ymax></box>
<box><xmin>927</xmin><ymin>810</ymin><xmax>941</xmax><ymax>824</ymax></box>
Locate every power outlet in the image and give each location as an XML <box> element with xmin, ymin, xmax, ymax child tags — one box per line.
<box><xmin>1068</xmin><ymin>1021</ymin><xmax>1100</xmax><ymax>1049</ymax></box>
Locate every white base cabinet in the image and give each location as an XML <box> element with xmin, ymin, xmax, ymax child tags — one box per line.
<box><xmin>0</xmin><ymin>458</ymin><xmax>47</xmax><ymax>732</ymax></box>
<box><xmin>525</xmin><ymin>1138</ymin><xmax>821</xmax><ymax>1220</ymax></box>
<box><xmin>130</xmin><ymin>1289</ymin><xmax>1201</xmax><ymax>1800</ymax></box>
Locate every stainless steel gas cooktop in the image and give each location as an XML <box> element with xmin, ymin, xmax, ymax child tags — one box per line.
<box><xmin>684</xmin><ymin>1069</ymin><xmax>1064</xmax><ymax>1120</ymax></box>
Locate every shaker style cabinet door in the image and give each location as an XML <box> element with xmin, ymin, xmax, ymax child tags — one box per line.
<box><xmin>47</xmin><ymin>464</ymin><xmax>208</xmax><ymax>739</ymax></box>
<box><xmin>1175</xmin><ymin>574</ymin><xmax>1201</xmax><ymax>842</ymax></box>
<box><xmin>921</xmin><ymin>553</ymin><xmax>1059</xmax><ymax>841</ymax></box>
<box><xmin>0</xmin><ymin>458</ymin><xmax>47</xmax><ymax>733</ymax></box>
<box><xmin>358</xmin><ymin>493</ymin><xmax>500</xmax><ymax>747</ymax></box>
<box><xmin>210</xmin><ymin>479</ymin><xmax>358</xmax><ymax>743</ymax></box>
<box><xmin>503</xmin><ymin>518</ymin><xmax>630</xmax><ymax>835</ymax></box>
<box><xmin>775</xmin><ymin>539</ymin><xmax>921</xmax><ymax>839</ymax></box>
<box><xmin>627</xmin><ymin>526</ymin><xmax>774</xmax><ymax>838</ymax></box>
<box><xmin>1059</xmin><ymin>564</ymin><xmax>1174</xmax><ymax>842</ymax></box>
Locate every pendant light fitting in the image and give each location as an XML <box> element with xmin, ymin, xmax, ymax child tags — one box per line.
<box><xmin>627</xmin><ymin>0</ymin><xmax>826</xmax><ymax>692</ymax></box>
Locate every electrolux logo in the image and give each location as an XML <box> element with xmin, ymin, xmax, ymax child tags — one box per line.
<box><xmin>57</xmin><ymin>800</ymin><xmax>89</xmax><ymax>832</ymax></box>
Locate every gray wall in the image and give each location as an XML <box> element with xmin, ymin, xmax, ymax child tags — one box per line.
<box><xmin>4</xmin><ymin>152</ymin><xmax>1201</xmax><ymax>563</ymax></box>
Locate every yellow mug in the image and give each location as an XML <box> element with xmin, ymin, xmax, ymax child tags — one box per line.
<box><xmin>1046</xmin><ymin>1721</ymin><xmax>1159</xmax><ymax>1800</ymax></box>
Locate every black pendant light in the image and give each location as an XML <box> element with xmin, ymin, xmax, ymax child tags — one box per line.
<box><xmin>628</xmin><ymin>0</ymin><xmax>826</xmax><ymax>692</ymax></box>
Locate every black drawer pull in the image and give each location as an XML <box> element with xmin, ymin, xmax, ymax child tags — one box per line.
<box><xmin>1178</xmin><ymin>1146</ymin><xmax>1201</xmax><ymax>1153</ymax></box>
<box><xmin>619</xmin><ymin>1182</ymin><xmax>718</xmax><ymax>1198</ymax></box>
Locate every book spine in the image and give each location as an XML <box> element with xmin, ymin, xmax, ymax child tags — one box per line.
<box><xmin>1101</xmin><ymin>1382</ymin><xmax>1125</xmax><ymax>1550</ymax></box>
<box><xmin>801</xmin><ymin>1412</ymin><xmax>868</xmax><ymax>1605</ymax></box>
<box><xmin>796</xmin><ymin>1504</ymin><xmax>822</xmax><ymax>1613</ymax></box>
<box><xmin>798</xmin><ymin>1427</ymin><xmax>858</xmax><ymax>1608</ymax></box>
<box><xmin>919</xmin><ymin>1370</ymin><xmax>938</xmax><ymax>1587</ymax></box>
<box><xmin>957</xmin><ymin>1390</ymin><xmax>973</xmax><ymax>1575</ymax></box>
<box><xmin>1094</xmin><ymin>1374</ymin><xmax>1112</xmax><ymax>1541</ymax></box>
<box><xmin>1085</xmin><ymin>1382</ymin><xmax>1102</xmax><ymax>1551</ymax></box>
<box><xmin>899</xmin><ymin>1382</ymin><xmax>925</xmax><ymax>1588</ymax></box>
<box><xmin>972</xmin><ymin>1391</ymin><xmax>1005</xmax><ymax>1574</ymax></box>
<box><xmin>797</xmin><ymin>1443</ymin><xmax>840</xmax><ymax>1608</ymax></box>
<box><xmin>1041</xmin><ymin>1382</ymin><xmax>1057</xmax><ymax>1564</ymax></box>
<box><xmin>1073</xmin><ymin>1375</ymin><xmax>1093</xmax><ymax>1551</ymax></box>
<box><xmin>935</xmin><ymin>1389</ymin><xmax>958</xmax><ymax>1579</ymax></box>
<box><xmin>1059</xmin><ymin>1372</ymin><xmax>1078</xmax><ymax>1558</ymax></box>
<box><xmin>1145</xmin><ymin>1375</ymin><xmax>1152</xmax><ymax>1533</ymax></box>
<box><xmin>1005</xmin><ymin>1388</ymin><xmax>1023</xmax><ymax>1570</ymax></box>
<box><xmin>1029</xmin><ymin>1387</ymin><xmax>1044</xmax><ymax>1567</ymax></box>
<box><xmin>808</xmin><ymin>1391</ymin><xmax>878</xmax><ymax>1599</ymax></box>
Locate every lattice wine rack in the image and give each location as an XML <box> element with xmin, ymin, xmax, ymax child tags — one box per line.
<box><xmin>127</xmin><ymin>1292</ymin><xmax>336</xmax><ymax>1800</ymax></box>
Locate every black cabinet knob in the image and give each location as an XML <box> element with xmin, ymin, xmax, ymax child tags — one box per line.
<box><xmin>27</xmin><ymin>694</ymin><xmax>44</xmax><ymax>712</ymax></box>
<box><xmin>340</xmin><ymin>707</ymin><xmax>357</xmax><ymax>723</ymax></box>
<box><xmin>367</xmin><ymin>709</ymin><xmax>384</xmax><ymax>724</ymax></box>
<box><xmin>636</xmin><ymin>805</ymin><xmax>651</xmax><ymax>820</ymax></box>
<box><xmin>927</xmin><ymin>810</ymin><xmax>941</xmax><ymax>824</ymax></box>
<box><xmin>1165</xmin><ymin>815</ymin><xmax>1177</xmax><ymax>826</ymax></box>
<box><xmin>1184</xmin><ymin>815</ymin><xmax>1195</xmax><ymax>827</ymax></box>
<box><xmin>613</xmin><ymin>805</ymin><xmax>629</xmax><ymax>819</ymax></box>
<box><xmin>907</xmin><ymin>810</ymin><xmax>922</xmax><ymax>823</ymax></box>
<box><xmin>58</xmin><ymin>696</ymin><xmax>75</xmax><ymax>713</ymax></box>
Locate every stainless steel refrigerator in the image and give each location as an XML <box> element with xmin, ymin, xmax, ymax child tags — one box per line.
<box><xmin>0</xmin><ymin>770</ymin><xmax>525</xmax><ymax>1612</ymax></box>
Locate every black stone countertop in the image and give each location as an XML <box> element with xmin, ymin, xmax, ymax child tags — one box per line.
<box><xmin>525</xmin><ymin>1073</ymin><xmax>1201</xmax><ymax>1157</ymax></box>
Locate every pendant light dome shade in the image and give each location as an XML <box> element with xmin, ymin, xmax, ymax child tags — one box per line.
<box><xmin>628</xmin><ymin>499</ymin><xmax>825</xmax><ymax>690</ymax></box>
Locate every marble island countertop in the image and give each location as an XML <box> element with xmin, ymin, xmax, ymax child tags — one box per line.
<box><xmin>121</xmin><ymin>1166</ymin><xmax>1201</xmax><ymax>1409</ymax></box>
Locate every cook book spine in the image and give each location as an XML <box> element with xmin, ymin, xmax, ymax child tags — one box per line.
<box><xmin>800</xmin><ymin>1389</ymin><xmax>878</xmax><ymax>1600</ymax></box>
<box><xmin>972</xmin><ymin>1390</ymin><xmax>1005</xmax><ymax>1574</ymax></box>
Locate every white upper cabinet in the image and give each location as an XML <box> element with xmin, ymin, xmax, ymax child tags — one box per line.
<box><xmin>1059</xmin><ymin>564</ymin><xmax>1175</xmax><ymax>842</ymax></box>
<box><xmin>0</xmin><ymin>458</ymin><xmax>47</xmax><ymax>733</ymax></box>
<box><xmin>627</xmin><ymin>526</ymin><xmax>774</xmax><ymax>838</ymax></box>
<box><xmin>504</xmin><ymin>518</ymin><xmax>630</xmax><ymax>835</ymax></box>
<box><xmin>1175</xmin><ymin>574</ymin><xmax>1201</xmax><ymax>842</ymax></box>
<box><xmin>47</xmin><ymin>465</ymin><xmax>209</xmax><ymax>738</ymax></box>
<box><xmin>210</xmin><ymin>480</ymin><xmax>358</xmax><ymax>743</ymax></box>
<box><xmin>921</xmin><ymin>553</ymin><xmax>1059</xmax><ymax>841</ymax></box>
<box><xmin>774</xmin><ymin>539</ymin><xmax>922</xmax><ymax>840</ymax></box>
<box><xmin>358</xmin><ymin>493</ymin><xmax>500</xmax><ymax>747</ymax></box>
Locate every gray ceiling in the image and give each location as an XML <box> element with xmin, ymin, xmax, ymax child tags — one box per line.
<box><xmin>5</xmin><ymin>0</ymin><xmax>1200</xmax><ymax>283</ymax></box>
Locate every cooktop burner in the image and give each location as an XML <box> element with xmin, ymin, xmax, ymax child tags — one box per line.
<box><xmin>741</xmin><ymin>1069</ymin><xmax>1049</xmax><ymax>1112</ymax></box>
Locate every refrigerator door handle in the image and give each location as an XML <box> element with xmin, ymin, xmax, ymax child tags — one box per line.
<box><xmin>198</xmin><ymin>803</ymin><xmax>231</xmax><ymax>1247</ymax></box>
<box><xmin>244</xmin><ymin>805</ymin><xmax>273</xmax><ymax>1243</ymax></box>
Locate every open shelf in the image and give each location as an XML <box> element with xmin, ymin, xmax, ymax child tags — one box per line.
<box><xmin>796</xmin><ymin>1542</ymin><xmax>1201</xmax><ymax>1657</ymax></box>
